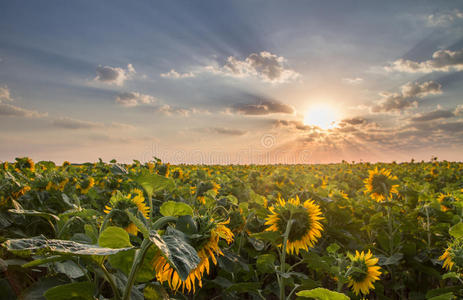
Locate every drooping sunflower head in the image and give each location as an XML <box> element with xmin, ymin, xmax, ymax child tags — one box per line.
<box><xmin>437</xmin><ymin>193</ymin><xmax>455</xmax><ymax>212</ymax></box>
<box><xmin>347</xmin><ymin>250</ymin><xmax>381</xmax><ymax>296</ymax></box>
<box><xmin>440</xmin><ymin>240</ymin><xmax>463</xmax><ymax>271</ymax></box>
<box><xmin>439</xmin><ymin>248</ymin><xmax>454</xmax><ymax>271</ymax></box>
<box><xmin>104</xmin><ymin>190</ymin><xmax>149</xmax><ymax>235</ymax></box>
<box><xmin>152</xmin><ymin>217</ymin><xmax>234</xmax><ymax>293</ymax></box>
<box><xmin>14</xmin><ymin>157</ymin><xmax>35</xmax><ymax>172</ymax></box>
<box><xmin>265</xmin><ymin>196</ymin><xmax>323</xmax><ymax>255</ymax></box>
<box><xmin>364</xmin><ymin>167</ymin><xmax>399</xmax><ymax>202</ymax></box>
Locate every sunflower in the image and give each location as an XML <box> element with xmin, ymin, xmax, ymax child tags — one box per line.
<box><xmin>152</xmin><ymin>220</ymin><xmax>234</xmax><ymax>293</ymax></box>
<box><xmin>265</xmin><ymin>196</ymin><xmax>323</xmax><ymax>255</ymax></box>
<box><xmin>364</xmin><ymin>167</ymin><xmax>399</xmax><ymax>202</ymax></box>
<box><xmin>437</xmin><ymin>193</ymin><xmax>455</xmax><ymax>212</ymax></box>
<box><xmin>347</xmin><ymin>250</ymin><xmax>381</xmax><ymax>295</ymax></box>
<box><xmin>439</xmin><ymin>248</ymin><xmax>454</xmax><ymax>270</ymax></box>
<box><xmin>76</xmin><ymin>177</ymin><xmax>95</xmax><ymax>194</ymax></box>
<box><xmin>103</xmin><ymin>189</ymin><xmax>149</xmax><ymax>235</ymax></box>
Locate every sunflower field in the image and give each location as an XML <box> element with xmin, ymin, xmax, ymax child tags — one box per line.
<box><xmin>1</xmin><ymin>157</ymin><xmax>463</xmax><ymax>300</ymax></box>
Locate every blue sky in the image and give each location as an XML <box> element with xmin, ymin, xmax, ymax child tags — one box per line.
<box><xmin>1</xmin><ymin>0</ymin><xmax>463</xmax><ymax>163</ymax></box>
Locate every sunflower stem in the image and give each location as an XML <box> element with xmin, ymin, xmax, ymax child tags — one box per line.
<box><xmin>279</xmin><ymin>218</ymin><xmax>294</xmax><ymax>300</ymax></box>
<box><xmin>100</xmin><ymin>262</ymin><xmax>121</xmax><ymax>300</ymax></box>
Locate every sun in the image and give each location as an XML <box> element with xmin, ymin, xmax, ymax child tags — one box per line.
<box><xmin>303</xmin><ymin>105</ymin><xmax>339</xmax><ymax>129</ymax></box>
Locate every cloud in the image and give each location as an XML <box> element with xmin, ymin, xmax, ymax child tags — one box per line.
<box><xmin>94</xmin><ymin>64</ymin><xmax>136</xmax><ymax>86</ymax></box>
<box><xmin>0</xmin><ymin>85</ymin><xmax>12</xmax><ymax>102</ymax></box>
<box><xmin>342</xmin><ymin>77</ymin><xmax>363</xmax><ymax>85</ymax></box>
<box><xmin>115</xmin><ymin>91</ymin><xmax>157</xmax><ymax>107</ymax></box>
<box><xmin>386</xmin><ymin>48</ymin><xmax>463</xmax><ymax>73</ymax></box>
<box><xmin>154</xmin><ymin>104</ymin><xmax>194</xmax><ymax>116</ymax></box>
<box><xmin>339</xmin><ymin>117</ymin><xmax>368</xmax><ymax>126</ymax></box>
<box><xmin>0</xmin><ymin>102</ymin><xmax>47</xmax><ymax>118</ymax></box>
<box><xmin>207</xmin><ymin>51</ymin><xmax>300</xmax><ymax>83</ymax></box>
<box><xmin>371</xmin><ymin>81</ymin><xmax>442</xmax><ymax>113</ymax></box>
<box><xmin>426</xmin><ymin>9</ymin><xmax>463</xmax><ymax>27</ymax></box>
<box><xmin>210</xmin><ymin>127</ymin><xmax>247</xmax><ymax>136</ymax></box>
<box><xmin>160</xmin><ymin>69</ymin><xmax>195</xmax><ymax>79</ymax></box>
<box><xmin>232</xmin><ymin>98</ymin><xmax>294</xmax><ymax>115</ymax></box>
<box><xmin>273</xmin><ymin>119</ymin><xmax>314</xmax><ymax>131</ymax></box>
<box><xmin>52</xmin><ymin>117</ymin><xmax>104</xmax><ymax>129</ymax></box>
<box><xmin>410</xmin><ymin>109</ymin><xmax>456</xmax><ymax>122</ymax></box>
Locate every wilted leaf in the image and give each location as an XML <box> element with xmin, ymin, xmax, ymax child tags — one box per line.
<box><xmin>3</xmin><ymin>235</ymin><xmax>133</xmax><ymax>256</ymax></box>
<box><xmin>152</xmin><ymin>227</ymin><xmax>200</xmax><ymax>281</ymax></box>
<box><xmin>8</xmin><ymin>209</ymin><xmax>59</xmax><ymax>221</ymax></box>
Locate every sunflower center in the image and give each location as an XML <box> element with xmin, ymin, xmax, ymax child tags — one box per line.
<box><xmin>350</xmin><ymin>259</ymin><xmax>368</xmax><ymax>282</ymax></box>
<box><xmin>276</xmin><ymin>208</ymin><xmax>311</xmax><ymax>242</ymax></box>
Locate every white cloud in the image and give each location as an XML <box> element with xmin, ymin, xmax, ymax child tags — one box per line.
<box><xmin>160</xmin><ymin>69</ymin><xmax>195</xmax><ymax>79</ymax></box>
<box><xmin>207</xmin><ymin>51</ymin><xmax>300</xmax><ymax>83</ymax></box>
<box><xmin>115</xmin><ymin>91</ymin><xmax>157</xmax><ymax>107</ymax></box>
<box><xmin>342</xmin><ymin>77</ymin><xmax>363</xmax><ymax>85</ymax></box>
<box><xmin>386</xmin><ymin>48</ymin><xmax>463</xmax><ymax>73</ymax></box>
<box><xmin>94</xmin><ymin>64</ymin><xmax>136</xmax><ymax>86</ymax></box>
<box><xmin>426</xmin><ymin>9</ymin><xmax>463</xmax><ymax>27</ymax></box>
<box><xmin>371</xmin><ymin>81</ymin><xmax>442</xmax><ymax>113</ymax></box>
<box><xmin>0</xmin><ymin>85</ymin><xmax>12</xmax><ymax>102</ymax></box>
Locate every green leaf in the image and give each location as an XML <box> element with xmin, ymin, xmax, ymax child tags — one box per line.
<box><xmin>226</xmin><ymin>282</ymin><xmax>261</xmax><ymax>293</ymax></box>
<box><xmin>250</xmin><ymin>231</ymin><xmax>282</xmax><ymax>244</ymax></box>
<box><xmin>135</xmin><ymin>173</ymin><xmax>174</xmax><ymax>198</ymax></box>
<box><xmin>256</xmin><ymin>254</ymin><xmax>275</xmax><ymax>273</ymax></box>
<box><xmin>8</xmin><ymin>209</ymin><xmax>59</xmax><ymax>221</ymax></box>
<box><xmin>54</xmin><ymin>261</ymin><xmax>85</xmax><ymax>279</ymax></box>
<box><xmin>378</xmin><ymin>253</ymin><xmax>403</xmax><ymax>266</ymax></box>
<box><xmin>150</xmin><ymin>227</ymin><xmax>200</xmax><ymax>281</ymax></box>
<box><xmin>160</xmin><ymin>201</ymin><xmax>193</xmax><ymax>217</ymax></box>
<box><xmin>126</xmin><ymin>210</ymin><xmax>150</xmax><ymax>238</ymax></box>
<box><xmin>297</xmin><ymin>288</ymin><xmax>350</xmax><ymax>300</ymax></box>
<box><xmin>326</xmin><ymin>243</ymin><xmax>341</xmax><ymax>254</ymax></box>
<box><xmin>143</xmin><ymin>284</ymin><xmax>169</xmax><ymax>300</ymax></box>
<box><xmin>44</xmin><ymin>281</ymin><xmax>95</xmax><ymax>300</ymax></box>
<box><xmin>427</xmin><ymin>292</ymin><xmax>455</xmax><ymax>300</ymax></box>
<box><xmin>449</xmin><ymin>222</ymin><xmax>463</xmax><ymax>239</ymax></box>
<box><xmin>98</xmin><ymin>226</ymin><xmax>132</xmax><ymax>249</ymax></box>
<box><xmin>3</xmin><ymin>235</ymin><xmax>133</xmax><ymax>256</ymax></box>
<box><xmin>442</xmin><ymin>272</ymin><xmax>460</xmax><ymax>280</ymax></box>
<box><xmin>22</xmin><ymin>255</ymin><xmax>66</xmax><ymax>268</ymax></box>
<box><xmin>109</xmin><ymin>247</ymin><xmax>157</xmax><ymax>283</ymax></box>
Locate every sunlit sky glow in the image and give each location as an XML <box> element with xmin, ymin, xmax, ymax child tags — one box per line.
<box><xmin>1</xmin><ymin>0</ymin><xmax>463</xmax><ymax>164</ymax></box>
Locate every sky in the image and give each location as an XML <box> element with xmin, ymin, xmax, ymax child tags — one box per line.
<box><xmin>1</xmin><ymin>0</ymin><xmax>463</xmax><ymax>164</ymax></box>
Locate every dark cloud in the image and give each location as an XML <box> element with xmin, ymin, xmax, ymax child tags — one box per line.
<box><xmin>210</xmin><ymin>127</ymin><xmax>247</xmax><ymax>136</ymax></box>
<box><xmin>233</xmin><ymin>97</ymin><xmax>294</xmax><ymax>115</ymax></box>
<box><xmin>94</xmin><ymin>64</ymin><xmax>135</xmax><ymax>86</ymax></box>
